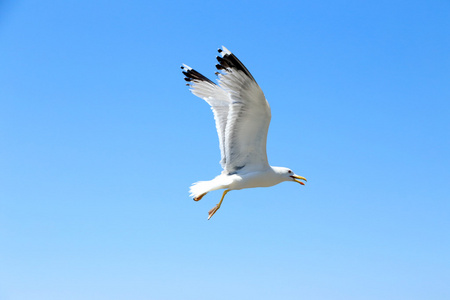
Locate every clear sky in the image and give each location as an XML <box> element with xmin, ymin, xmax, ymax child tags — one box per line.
<box><xmin>1</xmin><ymin>1</ymin><xmax>449</xmax><ymax>299</ymax></box>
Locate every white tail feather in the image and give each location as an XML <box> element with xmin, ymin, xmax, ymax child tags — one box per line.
<box><xmin>189</xmin><ymin>181</ymin><xmax>214</xmax><ymax>199</ymax></box>
<box><xmin>189</xmin><ymin>175</ymin><xmax>231</xmax><ymax>199</ymax></box>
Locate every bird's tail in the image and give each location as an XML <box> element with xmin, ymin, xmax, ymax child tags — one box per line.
<box><xmin>189</xmin><ymin>181</ymin><xmax>214</xmax><ymax>199</ymax></box>
<box><xmin>189</xmin><ymin>176</ymin><xmax>228</xmax><ymax>199</ymax></box>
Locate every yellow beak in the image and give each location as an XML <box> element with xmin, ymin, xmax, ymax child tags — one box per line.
<box><xmin>291</xmin><ymin>175</ymin><xmax>307</xmax><ymax>185</ymax></box>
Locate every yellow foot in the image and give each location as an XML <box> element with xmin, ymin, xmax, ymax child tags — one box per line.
<box><xmin>208</xmin><ymin>205</ymin><xmax>220</xmax><ymax>220</ymax></box>
<box><xmin>193</xmin><ymin>193</ymin><xmax>207</xmax><ymax>201</ymax></box>
<box><xmin>206</xmin><ymin>189</ymin><xmax>230</xmax><ymax>220</ymax></box>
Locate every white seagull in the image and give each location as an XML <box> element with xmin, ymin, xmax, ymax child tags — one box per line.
<box><xmin>181</xmin><ymin>46</ymin><xmax>307</xmax><ymax>220</ymax></box>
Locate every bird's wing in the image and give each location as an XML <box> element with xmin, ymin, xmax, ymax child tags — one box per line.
<box><xmin>181</xmin><ymin>64</ymin><xmax>230</xmax><ymax>168</ymax></box>
<box><xmin>216</xmin><ymin>46</ymin><xmax>272</xmax><ymax>174</ymax></box>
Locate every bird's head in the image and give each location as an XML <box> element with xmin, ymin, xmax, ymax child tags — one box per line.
<box><xmin>273</xmin><ymin>167</ymin><xmax>307</xmax><ymax>185</ymax></box>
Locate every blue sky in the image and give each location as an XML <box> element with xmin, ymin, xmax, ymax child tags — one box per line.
<box><xmin>1</xmin><ymin>0</ymin><xmax>449</xmax><ymax>299</ymax></box>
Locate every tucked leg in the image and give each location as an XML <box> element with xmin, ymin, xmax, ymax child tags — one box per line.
<box><xmin>194</xmin><ymin>192</ymin><xmax>207</xmax><ymax>201</ymax></box>
<box><xmin>208</xmin><ymin>189</ymin><xmax>230</xmax><ymax>220</ymax></box>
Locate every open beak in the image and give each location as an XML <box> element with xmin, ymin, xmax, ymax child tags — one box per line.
<box><xmin>291</xmin><ymin>175</ymin><xmax>307</xmax><ymax>185</ymax></box>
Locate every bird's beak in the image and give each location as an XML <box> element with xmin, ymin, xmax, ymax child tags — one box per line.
<box><xmin>291</xmin><ymin>175</ymin><xmax>307</xmax><ymax>185</ymax></box>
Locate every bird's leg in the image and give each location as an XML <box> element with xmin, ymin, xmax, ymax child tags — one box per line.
<box><xmin>208</xmin><ymin>189</ymin><xmax>230</xmax><ymax>220</ymax></box>
<box><xmin>194</xmin><ymin>192</ymin><xmax>207</xmax><ymax>201</ymax></box>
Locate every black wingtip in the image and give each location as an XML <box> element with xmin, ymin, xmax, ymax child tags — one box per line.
<box><xmin>215</xmin><ymin>64</ymin><xmax>226</xmax><ymax>71</ymax></box>
<box><xmin>181</xmin><ymin>66</ymin><xmax>216</xmax><ymax>85</ymax></box>
<box><xmin>215</xmin><ymin>49</ymin><xmax>255</xmax><ymax>81</ymax></box>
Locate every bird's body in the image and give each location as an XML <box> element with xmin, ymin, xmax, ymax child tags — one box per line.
<box><xmin>182</xmin><ymin>46</ymin><xmax>306</xmax><ymax>219</ymax></box>
<box><xmin>191</xmin><ymin>166</ymin><xmax>294</xmax><ymax>196</ymax></box>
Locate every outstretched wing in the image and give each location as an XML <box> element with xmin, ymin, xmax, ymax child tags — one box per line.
<box><xmin>181</xmin><ymin>64</ymin><xmax>230</xmax><ymax>168</ymax></box>
<box><xmin>215</xmin><ymin>47</ymin><xmax>271</xmax><ymax>174</ymax></box>
<box><xmin>181</xmin><ymin>46</ymin><xmax>271</xmax><ymax>174</ymax></box>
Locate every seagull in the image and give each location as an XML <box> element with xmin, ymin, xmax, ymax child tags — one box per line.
<box><xmin>181</xmin><ymin>46</ymin><xmax>307</xmax><ymax>220</ymax></box>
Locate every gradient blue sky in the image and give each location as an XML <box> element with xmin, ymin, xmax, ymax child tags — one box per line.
<box><xmin>1</xmin><ymin>1</ymin><xmax>449</xmax><ymax>299</ymax></box>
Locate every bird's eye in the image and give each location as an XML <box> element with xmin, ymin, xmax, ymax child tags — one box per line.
<box><xmin>288</xmin><ymin>170</ymin><xmax>292</xmax><ymax>174</ymax></box>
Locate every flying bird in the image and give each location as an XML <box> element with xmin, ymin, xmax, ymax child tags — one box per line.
<box><xmin>181</xmin><ymin>46</ymin><xmax>307</xmax><ymax>220</ymax></box>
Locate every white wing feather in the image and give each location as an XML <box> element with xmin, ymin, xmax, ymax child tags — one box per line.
<box><xmin>217</xmin><ymin>61</ymin><xmax>271</xmax><ymax>174</ymax></box>
<box><xmin>182</xmin><ymin>47</ymin><xmax>271</xmax><ymax>174</ymax></box>
<box><xmin>181</xmin><ymin>64</ymin><xmax>230</xmax><ymax>168</ymax></box>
